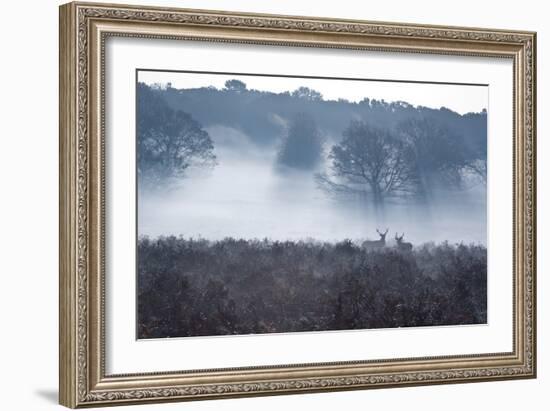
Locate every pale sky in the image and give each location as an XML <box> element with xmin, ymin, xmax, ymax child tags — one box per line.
<box><xmin>138</xmin><ymin>70</ymin><xmax>488</xmax><ymax>115</ymax></box>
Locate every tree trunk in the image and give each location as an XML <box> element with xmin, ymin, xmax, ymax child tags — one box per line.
<box><xmin>371</xmin><ymin>185</ymin><xmax>385</xmax><ymax>222</ymax></box>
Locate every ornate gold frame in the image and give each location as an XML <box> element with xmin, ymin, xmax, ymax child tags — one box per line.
<box><xmin>59</xmin><ymin>1</ymin><xmax>536</xmax><ymax>408</ymax></box>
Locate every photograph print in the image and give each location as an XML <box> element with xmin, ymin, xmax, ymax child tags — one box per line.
<box><xmin>136</xmin><ymin>69</ymin><xmax>488</xmax><ymax>339</ymax></box>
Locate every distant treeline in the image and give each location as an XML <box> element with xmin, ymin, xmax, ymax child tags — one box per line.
<box><xmin>154</xmin><ymin>80</ymin><xmax>486</xmax><ymax>149</ymax></box>
<box><xmin>137</xmin><ymin>81</ymin><xmax>487</xmax><ymax>208</ymax></box>
<box><xmin>137</xmin><ymin>237</ymin><xmax>487</xmax><ymax>339</ymax></box>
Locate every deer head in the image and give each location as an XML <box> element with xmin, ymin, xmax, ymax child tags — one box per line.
<box><xmin>395</xmin><ymin>233</ymin><xmax>404</xmax><ymax>243</ymax></box>
<box><xmin>376</xmin><ymin>228</ymin><xmax>389</xmax><ymax>241</ymax></box>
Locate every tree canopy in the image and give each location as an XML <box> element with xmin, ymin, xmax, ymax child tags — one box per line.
<box><xmin>277</xmin><ymin>112</ymin><xmax>323</xmax><ymax>170</ymax></box>
<box><xmin>137</xmin><ymin>83</ymin><xmax>216</xmax><ymax>189</ymax></box>
<box><xmin>224</xmin><ymin>79</ymin><xmax>247</xmax><ymax>92</ymax></box>
<box><xmin>317</xmin><ymin>121</ymin><xmax>418</xmax><ymax>210</ymax></box>
<box><xmin>395</xmin><ymin>118</ymin><xmax>470</xmax><ymax>199</ymax></box>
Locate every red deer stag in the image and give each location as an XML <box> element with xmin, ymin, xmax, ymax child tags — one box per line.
<box><xmin>362</xmin><ymin>228</ymin><xmax>388</xmax><ymax>250</ymax></box>
<box><xmin>395</xmin><ymin>233</ymin><xmax>413</xmax><ymax>252</ymax></box>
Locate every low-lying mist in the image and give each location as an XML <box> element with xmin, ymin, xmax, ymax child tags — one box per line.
<box><xmin>138</xmin><ymin>126</ymin><xmax>486</xmax><ymax>246</ymax></box>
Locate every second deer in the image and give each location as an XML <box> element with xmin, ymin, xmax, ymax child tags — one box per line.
<box><xmin>395</xmin><ymin>233</ymin><xmax>413</xmax><ymax>252</ymax></box>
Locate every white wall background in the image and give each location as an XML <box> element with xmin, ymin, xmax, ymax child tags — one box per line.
<box><xmin>0</xmin><ymin>0</ymin><xmax>546</xmax><ymax>409</ymax></box>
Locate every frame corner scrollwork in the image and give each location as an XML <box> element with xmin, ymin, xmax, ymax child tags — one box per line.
<box><xmin>59</xmin><ymin>2</ymin><xmax>536</xmax><ymax>408</ymax></box>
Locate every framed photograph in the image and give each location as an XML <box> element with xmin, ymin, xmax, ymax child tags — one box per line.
<box><xmin>59</xmin><ymin>2</ymin><xmax>536</xmax><ymax>408</ymax></box>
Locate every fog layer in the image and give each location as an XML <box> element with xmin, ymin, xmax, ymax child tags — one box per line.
<box><xmin>138</xmin><ymin>125</ymin><xmax>486</xmax><ymax>245</ymax></box>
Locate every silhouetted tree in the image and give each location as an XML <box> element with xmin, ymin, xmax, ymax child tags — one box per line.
<box><xmin>317</xmin><ymin>121</ymin><xmax>418</xmax><ymax>213</ymax></box>
<box><xmin>224</xmin><ymin>79</ymin><xmax>247</xmax><ymax>93</ymax></box>
<box><xmin>137</xmin><ymin>83</ymin><xmax>216</xmax><ymax>188</ymax></box>
<box><xmin>395</xmin><ymin>118</ymin><xmax>470</xmax><ymax>199</ymax></box>
<box><xmin>462</xmin><ymin>109</ymin><xmax>488</xmax><ymax>185</ymax></box>
<box><xmin>277</xmin><ymin>112</ymin><xmax>323</xmax><ymax>170</ymax></box>
<box><xmin>466</xmin><ymin>158</ymin><xmax>487</xmax><ymax>184</ymax></box>
<box><xmin>291</xmin><ymin>86</ymin><xmax>323</xmax><ymax>101</ymax></box>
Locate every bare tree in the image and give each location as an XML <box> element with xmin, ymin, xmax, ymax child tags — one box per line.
<box><xmin>395</xmin><ymin>118</ymin><xmax>472</xmax><ymax>197</ymax></box>
<box><xmin>465</xmin><ymin>159</ymin><xmax>487</xmax><ymax>185</ymax></box>
<box><xmin>317</xmin><ymin>121</ymin><xmax>418</xmax><ymax>213</ymax></box>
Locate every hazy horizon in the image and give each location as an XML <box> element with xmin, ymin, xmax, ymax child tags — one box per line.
<box><xmin>139</xmin><ymin>70</ymin><xmax>488</xmax><ymax>116</ymax></box>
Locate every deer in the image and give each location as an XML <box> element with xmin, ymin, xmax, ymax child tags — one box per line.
<box><xmin>395</xmin><ymin>233</ymin><xmax>413</xmax><ymax>252</ymax></box>
<box><xmin>362</xmin><ymin>228</ymin><xmax>388</xmax><ymax>250</ymax></box>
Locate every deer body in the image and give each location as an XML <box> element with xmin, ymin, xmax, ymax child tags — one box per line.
<box><xmin>395</xmin><ymin>233</ymin><xmax>413</xmax><ymax>252</ymax></box>
<box><xmin>362</xmin><ymin>229</ymin><xmax>388</xmax><ymax>250</ymax></box>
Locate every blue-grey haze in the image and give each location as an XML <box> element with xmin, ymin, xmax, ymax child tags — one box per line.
<box><xmin>137</xmin><ymin>76</ymin><xmax>487</xmax><ymax>245</ymax></box>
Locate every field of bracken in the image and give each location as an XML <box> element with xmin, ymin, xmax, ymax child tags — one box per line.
<box><xmin>137</xmin><ymin>236</ymin><xmax>487</xmax><ymax>339</ymax></box>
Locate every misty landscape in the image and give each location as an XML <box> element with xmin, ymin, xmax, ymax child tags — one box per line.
<box><xmin>136</xmin><ymin>71</ymin><xmax>488</xmax><ymax>339</ymax></box>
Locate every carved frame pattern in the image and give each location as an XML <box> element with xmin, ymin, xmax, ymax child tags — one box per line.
<box><xmin>59</xmin><ymin>2</ymin><xmax>536</xmax><ymax>408</ymax></box>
